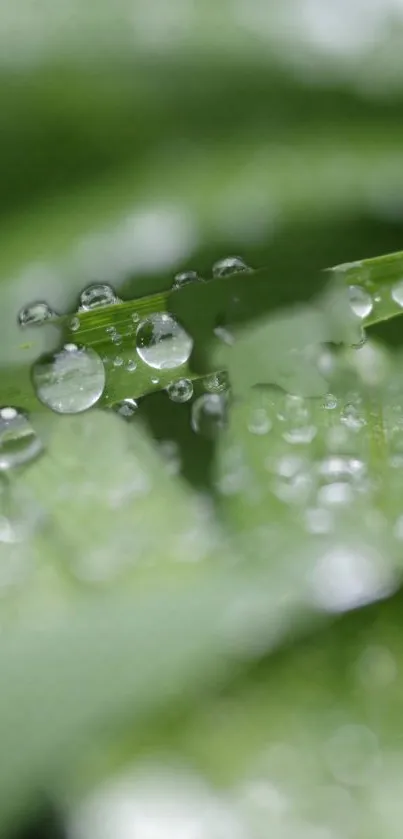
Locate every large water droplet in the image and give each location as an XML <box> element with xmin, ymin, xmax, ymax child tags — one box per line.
<box><xmin>0</xmin><ymin>407</ymin><xmax>43</xmax><ymax>469</ymax></box>
<box><xmin>191</xmin><ymin>394</ymin><xmax>227</xmax><ymax>438</ymax></box>
<box><xmin>348</xmin><ymin>285</ymin><xmax>373</xmax><ymax>319</ymax></box>
<box><xmin>32</xmin><ymin>344</ymin><xmax>105</xmax><ymax>414</ymax></box>
<box><xmin>391</xmin><ymin>279</ymin><xmax>403</xmax><ymax>307</ymax></box>
<box><xmin>136</xmin><ymin>313</ymin><xmax>193</xmax><ymax>370</ymax></box>
<box><xmin>79</xmin><ymin>283</ymin><xmax>119</xmax><ymax>311</ymax></box>
<box><xmin>18</xmin><ymin>301</ymin><xmax>57</xmax><ymax>327</ymax></box>
<box><xmin>172</xmin><ymin>270</ymin><xmax>202</xmax><ymax>290</ymax></box>
<box><xmin>167</xmin><ymin>378</ymin><xmax>193</xmax><ymax>403</ymax></box>
<box><xmin>212</xmin><ymin>256</ymin><xmax>250</xmax><ymax>278</ymax></box>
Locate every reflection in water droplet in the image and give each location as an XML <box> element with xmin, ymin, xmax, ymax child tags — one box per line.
<box><xmin>114</xmin><ymin>398</ymin><xmax>138</xmax><ymax>419</ymax></box>
<box><xmin>70</xmin><ymin>316</ymin><xmax>80</xmax><ymax>332</ymax></box>
<box><xmin>136</xmin><ymin>313</ymin><xmax>193</xmax><ymax>370</ymax></box>
<box><xmin>32</xmin><ymin>344</ymin><xmax>105</xmax><ymax>414</ymax></box>
<box><xmin>18</xmin><ymin>301</ymin><xmax>57</xmax><ymax>327</ymax></box>
<box><xmin>203</xmin><ymin>371</ymin><xmax>229</xmax><ymax>393</ymax></box>
<box><xmin>191</xmin><ymin>394</ymin><xmax>227</xmax><ymax>438</ymax></box>
<box><xmin>247</xmin><ymin>408</ymin><xmax>272</xmax><ymax>436</ymax></box>
<box><xmin>79</xmin><ymin>283</ymin><xmax>119</xmax><ymax>311</ymax></box>
<box><xmin>0</xmin><ymin>408</ymin><xmax>43</xmax><ymax>470</ymax></box>
<box><xmin>172</xmin><ymin>270</ymin><xmax>202</xmax><ymax>290</ymax></box>
<box><xmin>167</xmin><ymin>378</ymin><xmax>193</xmax><ymax>403</ymax></box>
<box><xmin>212</xmin><ymin>256</ymin><xmax>250</xmax><ymax>278</ymax></box>
<box><xmin>348</xmin><ymin>285</ymin><xmax>373</xmax><ymax>319</ymax></box>
<box><xmin>391</xmin><ymin>279</ymin><xmax>403</xmax><ymax>307</ymax></box>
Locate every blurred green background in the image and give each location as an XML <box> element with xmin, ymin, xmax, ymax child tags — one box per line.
<box><xmin>3</xmin><ymin>2</ymin><xmax>403</xmax><ymax>837</ymax></box>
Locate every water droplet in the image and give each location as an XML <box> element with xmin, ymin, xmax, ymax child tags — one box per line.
<box><xmin>167</xmin><ymin>378</ymin><xmax>193</xmax><ymax>403</ymax></box>
<box><xmin>212</xmin><ymin>255</ymin><xmax>250</xmax><ymax>278</ymax></box>
<box><xmin>32</xmin><ymin>344</ymin><xmax>105</xmax><ymax>414</ymax></box>
<box><xmin>0</xmin><ymin>408</ymin><xmax>43</xmax><ymax>469</ymax></box>
<box><xmin>126</xmin><ymin>359</ymin><xmax>137</xmax><ymax>372</ymax></box>
<box><xmin>203</xmin><ymin>371</ymin><xmax>229</xmax><ymax>393</ymax></box>
<box><xmin>105</xmin><ymin>326</ymin><xmax>116</xmax><ymax>335</ymax></box>
<box><xmin>70</xmin><ymin>316</ymin><xmax>80</xmax><ymax>332</ymax></box>
<box><xmin>136</xmin><ymin>313</ymin><xmax>193</xmax><ymax>370</ymax></box>
<box><xmin>318</xmin><ymin>482</ymin><xmax>354</xmax><ymax>506</ymax></box>
<box><xmin>151</xmin><ymin>377</ymin><xmax>160</xmax><ymax>385</ymax></box>
<box><xmin>323</xmin><ymin>393</ymin><xmax>338</xmax><ymax>410</ymax></box>
<box><xmin>283</xmin><ymin>425</ymin><xmax>317</xmax><ymax>444</ymax></box>
<box><xmin>247</xmin><ymin>408</ymin><xmax>272</xmax><ymax>435</ymax></box>
<box><xmin>191</xmin><ymin>394</ymin><xmax>227</xmax><ymax>438</ymax></box>
<box><xmin>341</xmin><ymin>403</ymin><xmax>366</xmax><ymax>431</ymax></box>
<box><xmin>391</xmin><ymin>279</ymin><xmax>403</xmax><ymax>307</ymax></box>
<box><xmin>131</xmin><ymin>312</ymin><xmax>140</xmax><ymax>324</ymax></box>
<box><xmin>172</xmin><ymin>270</ymin><xmax>202</xmax><ymax>290</ymax></box>
<box><xmin>18</xmin><ymin>301</ymin><xmax>57</xmax><ymax>327</ymax></box>
<box><xmin>111</xmin><ymin>332</ymin><xmax>123</xmax><ymax>345</ymax></box>
<box><xmin>79</xmin><ymin>283</ymin><xmax>119</xmax><ymax>311</ymax></box>
<box><xmin>348</xmin><ymin>285</ymin><xmax>373</xmax><ymax>319</ymax></box>
<box><xmin>114</xmin><ymin>398</ymin><xmax>138</xmax><ymax>419</ymax></box>
<box><xmin>113</xmin><ymin>356</ymin><xmax>123</xmax><ymax>368</ymax></box>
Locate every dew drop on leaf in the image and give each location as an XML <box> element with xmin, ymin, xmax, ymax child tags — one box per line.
<box><xmin>247</xmin><ymin>408</ymin><xmax>272</xmax><ymax>435</ymax></box>
<box><xmin>70</xmin><ymin>316</ymin><xmax>80</xmax><ymax>332</ymax></box>
<box><xmin>114</xmin><ymin>398</ymin><xmax>138</xmax><ymax>419</ymax></box>
<box><xmin>203</xmin><ymin>371</ymin><xmax>229</xmax><ymax>393</ymax></box>
<box><xmin>172</xmin><ymin>270</ymin><xmax>201</xmax><ymax>290</ymax></box>
<box><xmin>136</xmin><ymin>313</ymin><xmax>193</xmax><ymax>370</ymax></box>
<box><xmin>191</xmin><ymin>393</ymin><xmax>227</xmax><ymax>438</ymax></box>
<box><xmin>212</xmin><ymin>255</ymin><xmax>251</xmax><ymax>278</ymax></box>
<box><xmin>126</xmin><ymin>359</ymin><xmax>137</xmax><ymax>372</ymax></box>
<box><xmin>391</xmin><ymin>278</ymin><xmax>403</xmax><ymax>307</ymax></box>
<box><xmin>348</xmin><ymin>285</ymin><xmax>373</xmax><ymax>319</ymax></box>
<box><xmin>79</xmin><ymin>283</ymin><xmax>119</xmax><ymax>311</ymax></box>
<box><xmin>167</xmin><ymin>378</ymin><xmax>194</xmax><ymax>403</ymax></box>
<box><xmin>0</xmin><ymin>407</ymin><xmax>43</xmax><ymax>469</ymax></box>
<box><xmin>18</xmin><ymin>301</ymin><xmax>57</xmax><ymax>327</ymax></box>
<box><xmin>32</xmin><ymin>344</ymin><xmax>105</xmax><ymax>414</ymax></box>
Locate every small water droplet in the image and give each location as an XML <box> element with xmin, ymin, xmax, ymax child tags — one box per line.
<box><xmin>167</xmin><ymin>378</ymin><xmax>194</xmax><ymax>403</ymax></box>
<box><xmin>131</xmin><ymin>312</ymin><xmax>140</xmax><ymax>324</ymax></box>
<box><xmin>113</xmin><ymin>356</ymin><xmax>123</xmax><ymax>368</ymax></box>
<box><xmin>247</xmin><ymin>408</ymin><xmax>272</xmax><ymax>435</ymax></box>
<box><xmin>391</xmin><ymin>279</ymin><xmax>403</xmax><ymax>307</ymax></box>
<box><xmin>203</xmin><ymin>371</ymin><xmax>229</xmax><ymax>393</ymax></box>
<box><xmin>126</xmin><ymin>359</ymin><xmax>137</xmax><ymax>372</ymax></box>
<box><xmin>111</xmin><ymin>332</ymin><xmax>123</xmax><ymax>345</ymax></box>
<box><xmin>79</xmin><ymin>283</ymin><xmax>119</xmax><ymax>311</ymax></box>
<box><xmin>105</xmin><ymin>326</ymin><xmax>116</xmax><ymax>335</ymax></box>
<box><xmin>212</xmin><ymin>255</ymin><xmax>250</xmax><ymax>278</ymax></box>
<box><xmin>151</xmin><ymin>377</ymin><xmax>160</xmax><ymax>385</ymax></box>
<box><xmin>70</xmin><ymin>316</ymin><xmax>80</xmax><ymax>332</ymax></box>
<box><xmin>0</xmin><ymin>408</ymin><xmax>43</xmax><ymax>469</ymax></box>
<box><xmin>323</xmin><ymin>393</ymin><xmax>338</xmax><ymax>410</ymax></box>
<box><xmin>172</xmin><ymin>270</ymin><xmax>202</xmax><ymax>290</ymax></box>
<box><xmin>348</xmin><ymin>285</ymin><xmax>373</xmax><ymax>319</ymax></box>
<box><xmin>341</xmin><ymin>403</ymin><xmax>366</xmax><ymax>431</ymax></box>
<box><xmin>191</xmin><ymin>394</ymin><xmax>227</xmax><ymax>438</ymax></box>
<box><xmin>114</xmin><ymin>398</ymin><xmax>138</xmax><ymax>419</ymax></box>
<box><xmin>32</xmin><ymin>344</ymin><xmax>105</xmax><ymax>414</ymax></box>
<box><xmin>136</xmin><ymin>313</ymin><xmax>193</xmax><ymax>370</ymax></box>
<box><xmin>18</xmin><ymin>301</ymin><xmax>57</xmax><ymax>327</ymax></box>
<box><xmin>318</xmin><ymin>481</ymin><xmax>354</xmax><ymax>506</ymax></box>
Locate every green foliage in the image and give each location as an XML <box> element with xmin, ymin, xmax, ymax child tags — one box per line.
<box><xmin>3</xmin><ymin>4</ymin><xmax>403</xmax><ymax>838</ymax></box>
